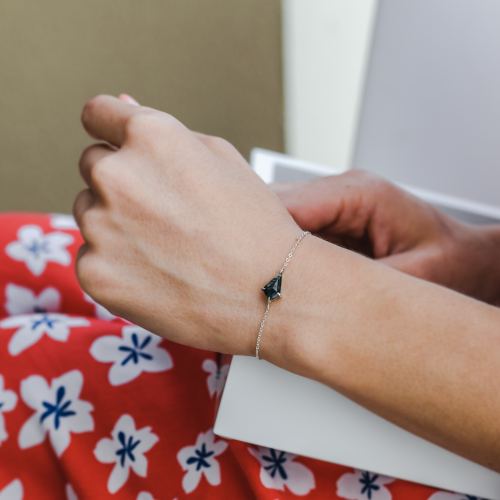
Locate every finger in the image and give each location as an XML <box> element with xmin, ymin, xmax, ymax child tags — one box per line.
<box><xmin>192</xmin><ymin>132</ymin><xmax>249</xmax><ymax>169</ymax></box>
<box><xmin>75</xmin><ymin>242</ymin><xmax>89</xmax><ymax>264</ymax></box>
<box><xmin>273</xmin><ymin>171</ymin><xmax>400</xmax><ymax>244</ymax></box>
<box><xmin>119</xmin><ymin>93</ymin><xmax>139</xmax><ymax>105</ymax></box>
<box><xmin>273</xmin><ymin>173</ymin><xmax>370</xmax><ymax>234</ymax></box>
<box><xmin>81</xmin><ymin>94</ymin><xmax>145</xmax><ymax>147</ymax></box>
<box><xmin>79</xmin><ymin>143</ymin><xmax>115</xmax><ymax>188</ymax></box>
<box><xmin>73</xmin><ymin>188</ymin><xmax>95</xmax><ymax>235</ymax></box>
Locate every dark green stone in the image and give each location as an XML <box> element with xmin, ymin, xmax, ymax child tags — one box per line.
<box><xmin>262</xmin><ymin>273</ymin><xmax>282</xmax><ymax>301</ymax></box>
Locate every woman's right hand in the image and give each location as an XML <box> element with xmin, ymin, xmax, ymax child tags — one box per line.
<box><xmin>272</xmin><ymin>171</ymin><xmax>500</xmax><ymax>304</ymax></box>
<box><xmin>73</xmin><ymin>95</ymin><xmax>302</xmax><ymax>357</ymax></box>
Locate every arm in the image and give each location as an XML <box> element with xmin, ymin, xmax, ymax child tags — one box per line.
<box><xmin>74</xmin><ymin>95</ymin><xmax>500</xmax><ymax>473</ymax></box>
<box><xmin>263</xmin><ymin>235</ymin><xmax>500</xmax><ymax>472</ymax></box>
<box><xmin>267</xmin><ymin>173</ymin><xmax>500</xmax><ymax>471</ymax></box>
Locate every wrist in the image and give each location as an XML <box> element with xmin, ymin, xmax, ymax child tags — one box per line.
<box><xmin>256</xmin><ymin>236</ymin><xmax>346</xmax><ymax>381</ymax></box>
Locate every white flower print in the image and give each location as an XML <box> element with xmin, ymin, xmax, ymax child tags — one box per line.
<box><xmin>90</xmin><ymin>325</ymin><xmax>173</xmax><ymax>386</ymax></box>
<box><xmin>0</xmin><ymin>313</ymin><xmax>89</xmax><ymax>356</ymax></box>
<box><xmin>83</xmin><ymin>293</ymin><xmax>116</xmax><ymax>321</ymax></box>
<box><xmin>5</xmin><ymin>284</ymin><xmax>61</xmax><ymax>316</ymax></box>
<box><xmin>202</xmin><ymin>359</ymin><xmax>230</xmax><ymax>398</ymax></box>
<box><xmin>0</xmin><ymin>375</ymin><xmax>18</xmax><ymax>445</ymax></box>
<box><xmin>66</xmin><ymin>484</ymin><xmax>78</xmax><ymax>500</ymax></box>
<box><xmin>94</xmin><ymin>414</ymin><xmax>159</xmax><ymax>494</ymax></box>
<box><xmin>18</xmin><ymin>370</ymin><xmax>94</xmax><ymax>457</ymax></box>
<box><xmin>50</xmin><ymin>214</ymin><xmax>79</xmax><ymax>231</ymax></box>
<box><xmin>427</xmin><ymin>492</ymin><xmax>488</xmax><ymax>500</ymax></box>
<box><xmin>177</xmin><ymin>429</ymin><xmax>228</xmax><ymax>494</ymax></box>
<box><xmin>137</xmin><ymin>493</ymin><xmax>157</xmax><ymax>500</ymax></box>
<box><xmin>337</xmin><ymin>469</ymin><xmax>395</xmax><ymax>500</ymax></box>
<box><xmin>248</xmin><ymin>446</ymin><xmax>315</xmax><ymax>496</ymax></box>
<box><xmin>5</xmin><ymin>225</ymin><xmax>73</xmax><ymax>276</ymax></box>
<box><xmin>0</xmin><ymin>479</ymin><xmax>23</xmax><ymax>500</ymax></box>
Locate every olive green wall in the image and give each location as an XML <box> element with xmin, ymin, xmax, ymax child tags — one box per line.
<box><xmin>0</xmin><ymin>0</ymin><xmax>283</xmax><ymax>213</ymax></box>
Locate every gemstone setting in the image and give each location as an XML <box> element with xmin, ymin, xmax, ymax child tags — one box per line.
<box><xmin>262</xmin><ymin>273</ymin><xmax>282</xmax><ymax>301</ymax></box>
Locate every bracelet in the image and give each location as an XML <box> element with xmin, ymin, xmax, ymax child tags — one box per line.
<box><xmin>255</xmin><ymin>231</ymin><xmax>310</xmax><ymax>360</ymax></box>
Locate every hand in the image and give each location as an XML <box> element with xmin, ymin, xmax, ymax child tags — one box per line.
<box><xmin>272</xmin><ymin>171</ymin><xmax>500</xmax><ymax>304</ymax></box>
<box><xmin>73</xmin><ymin>95</ymin><xmax>300</xmax><ymax>355</ymax></box>
<box><xmin>73</xmin><ymin>98</ymin><xmax>500</xmax><ymax>472</ymax></box>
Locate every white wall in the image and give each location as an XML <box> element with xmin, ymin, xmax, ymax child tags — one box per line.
<box><xmin>352</xmin><ymin>0</ymin><xmax>500</xmax><ymax>207</ymax></box>
<box><xmin>282</xmin><ymin>0</ymin><xmax>378</xmax><ymax>171</ymax></box>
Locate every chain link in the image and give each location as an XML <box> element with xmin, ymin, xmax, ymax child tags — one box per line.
<box><xmin>255</xmin><ymin>298</ymin><xmax>270</xmax><ymax>360</ymax></box>
<box><xmin>280</xmin><ymin>230</ymin><xmax>310</xmax><ymax>274</ymax></box>
<box><xmin>256</xmin><ymin>231</ymin><xmax>310</xmax><ymax>360</ymax></box>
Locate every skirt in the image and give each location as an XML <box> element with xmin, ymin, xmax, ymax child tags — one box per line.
<box><xmin>0</xmin><ymin>212</ymin><xmax>468</xmax><ymax>500</ymax></box>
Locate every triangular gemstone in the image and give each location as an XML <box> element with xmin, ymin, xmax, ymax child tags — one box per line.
<box><xmin>262</xmin><ymin>273</ymin><xmax>282</xmax><ymax>301</ymax></box>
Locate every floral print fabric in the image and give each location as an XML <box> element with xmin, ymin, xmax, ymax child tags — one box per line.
<box><xmin>0</xmin><ymin>213</ymin><xmax>478</xmax><ymax>499</ymax></box>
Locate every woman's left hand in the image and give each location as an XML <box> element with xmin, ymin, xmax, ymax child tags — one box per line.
<box><xmin>271</xmin><ymin>172</ymin><xmax>500</xmax><ymax>305</ymax></box>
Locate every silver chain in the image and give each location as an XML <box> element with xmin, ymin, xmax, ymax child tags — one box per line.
<box><xmin>255</xmin><ymin>299</ymin><xmax>270</xmax><ymax>360</ymax></box>
<box><xmin>256</xmin><ymin>231</ymin><xmax>310</xmax><ymax>360</ymax></box>
<box><xmin>280</xmin><ymin>230</ymin><xmax>310</xmax><ymax>274</ymax></box>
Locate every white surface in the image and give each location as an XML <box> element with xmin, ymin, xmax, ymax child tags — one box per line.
<box><xmin>399</xmin><ymin>184</ymin><xmax>500</xmax><ymax>222</ymax></box>
<box><xmin>282</xmin><ymin>0</ymin><xmax>378</xmax><ymax>170</ymax></box>
<box><xmin>252</xmin><ymin>147</ymin><xmax>500</xmax><ymax>222</ymax></box>
<box><xmin>250</xmin><ymin>147</ymin><xmax>344</xmax><ymax>184</ymax></box>
<box><xmin>353</xmin><ymin>0</ymin><xmax>500</xmax><ymax>206</ymax></box>
<box><xmin>215</xmin><ymin>357</ymin><xmax>500</xmax><ymax>500</ymax></box>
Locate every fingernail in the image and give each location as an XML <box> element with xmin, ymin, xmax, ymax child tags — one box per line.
<box><xmin>118</xmin><ymin>93</ymin><xmax>140</xmax><ymax>106</ymax></box>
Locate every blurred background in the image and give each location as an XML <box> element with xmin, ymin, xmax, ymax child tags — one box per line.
<box><xmin>2</xmin><ymin>0</ymin><xmax>499</xmax><ymax>213</ymax></box>
<box><xmin>0</xmin><ymin>0</ymin><xmax>284</xmax><ymax>212</ymax></box>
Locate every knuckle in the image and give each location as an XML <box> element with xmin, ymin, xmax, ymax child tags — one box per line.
<box><xmin>79</xmin><ymin>145</ymin><xmax>98</xmax><ymax>171</ymax></box>
<box><xmin>79</xmin><ymin>144</ymin><xmax>95</xmax><ymax>163</ymax></box>
<box><xmin>156</xmin><ymin>111</ymin><xmax>180</xmax><ymax>129</ymax></box>
<box><xmin>124</xmin><ymin>110</ymin><xmax>180</xmax><ymax>140</ymax></box>
<box><xmin>75</xmin><ymin>250</ymin><xmax>97</xmax><ymax>293</ymax></box>
<box><xmin>343</xmin><ymin>170</ymin><xmax>386</xmax><ymax>189</ymax></box>
<box><xmin>124</xmin><ymin>109</ymin><xmax>151</xmax><ymax>129</ymax></box>
<box><xmin>205</xmin><ymin>135</ymin><xmax>227</xmax><ymax>148</ymax></box>
<box><xmin>81</xmin><ymin>95</ymin><xmax>106</xmax><ymax>122</ymax></box>
<box><xmin>212</xmin><ymin>137</ymin><xmax>239</xmax><ymax>156</ymax></box>
<box><xmin>343</xmin><ymin>169</ymin><xmax>370</xmax><ymax>181</ymax></box>
<box><xmin>73</xmin><ymin>189</ymin><xmax>90</xmax><ymax>219</ymax></box>
<box><xmin>90</xmin><ymin>156</ymin><xmax>116</xmax><ymax>190</ymax></box>
<box><xmin>79</xmin><ymin>206</ymin><xmax>99</xmax><ymax>233</ymax></box>
<box><xmin>124</xmin><ymin>110</ymin><xmax>157</xmax><ymax>134</ymax></box>
<box><xmin>73</xmin><ymin>206</ymin><xmax>100</xmax><ymax>246</ymax></box>
<box><xmin>76</xmin><ymin>250</ymin><xmax>110</xmax><ymax>303</ymax></box>
<box><xmin>206</xmin><ymin>135</ymin><xmax>234</xmax><ymax>152</ymax></box>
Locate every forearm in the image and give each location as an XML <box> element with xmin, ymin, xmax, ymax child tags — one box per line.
<box><xmin>262</xmin><ymin>236</ymin><xmax>500</xmax><ymax>472</ymax></box>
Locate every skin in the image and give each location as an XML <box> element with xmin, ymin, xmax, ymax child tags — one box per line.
<box><xmin>74</xmin><ymin>94</ymin><xmax>500</xmax><ymax>473</ymax></box>
<box><xmin>271</xmin><ymin>174</ymin><xmax>500</xmax><ymax>306</ymax></box>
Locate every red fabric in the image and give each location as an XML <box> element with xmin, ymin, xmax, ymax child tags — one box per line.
<box><xmin>0</xmin><ymin>213</ymin><xmax>457</xmax><ymax>500</ymax></box>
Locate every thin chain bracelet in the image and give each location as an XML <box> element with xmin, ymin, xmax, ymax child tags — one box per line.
<box><xmin>255</xmin><ymin>231</ymin><xmax>310</xmax><ymax>360</ymax></box>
